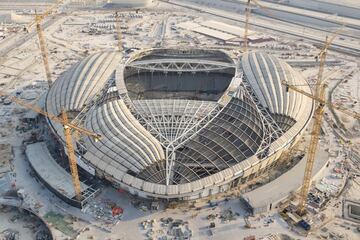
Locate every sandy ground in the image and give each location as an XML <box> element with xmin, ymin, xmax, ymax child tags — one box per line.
<box><xmin>0</xmin><ymin>2</ymin><xmax>359</xmax><ymax>240</ymax></box>
<box><xmin>74</xmin><ymin>187</ymin><xmax>302</xmax><ymax>240</ymax></box>
<box><xmin>0</xmin><ymin>210</ymin><xmax>37</xmax><ymax>240</ymax></box>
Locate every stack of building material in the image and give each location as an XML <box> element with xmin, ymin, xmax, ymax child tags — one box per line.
<box><xmin>0</xmin><ymin>144</ymin><xmax>12</xmax><ymax>175</ymax></box>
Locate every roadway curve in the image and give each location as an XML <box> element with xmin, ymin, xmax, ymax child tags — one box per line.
<box><xmin>161</xmin><ymin>0</ymin><xmax>360</xmax><ymax>56</ymax></box>
<box><xmin>0</xmin><ymin>15</ymin><xmax>62</xmax><ymax>59</ymax></box>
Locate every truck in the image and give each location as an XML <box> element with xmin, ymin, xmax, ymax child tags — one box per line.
<box><xmin>298</xmin><ymin>219</ymin><xmax>311</xmax><ymax>231</ymax></box>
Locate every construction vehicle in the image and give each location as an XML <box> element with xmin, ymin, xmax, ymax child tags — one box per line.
<box><xmin>24</xmin><ymin>0</ymin><xmax>63</xmax><ymax>87</ymax></box>
<box><xmin>0</xmin><ymin>90</ymin><xmax>101</xmax><ymax>201</ymax></box>
<box><xmin>282</xmin><ymin>31</ymin><xmax>360</xmax><ymax>216</ymax></box>
<box><xmin>298</xmin><ymin>219</ymin><xmax>311</xmax><ymax>231</ymax></box>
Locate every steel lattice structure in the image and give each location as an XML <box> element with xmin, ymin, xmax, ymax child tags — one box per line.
<box><xmin>44</xmin><ymin>49</ymin><xmax>314</xmax><ymax>199</ymax></box>
<box><xmin>127</xmin><ymin>59</ymin><xmax>234</xmax><ymax>73</ymax></box>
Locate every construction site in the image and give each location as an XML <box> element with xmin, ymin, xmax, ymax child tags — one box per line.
<box><xmin>0</xmin><ymin>0</ymin><xmax>359</xmax><ymax>239</ymax></box>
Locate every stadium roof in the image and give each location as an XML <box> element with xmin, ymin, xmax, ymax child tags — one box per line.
<box><xmin>45</xmin><ymin>49</ymin><xmax>313</xmax><ymax>198</ymax></box>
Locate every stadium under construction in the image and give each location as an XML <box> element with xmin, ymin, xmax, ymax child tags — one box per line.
<box><xmin>26</xmin><ymin>48</ymin><xmax>314</xmax><ymax>205</ymax></box>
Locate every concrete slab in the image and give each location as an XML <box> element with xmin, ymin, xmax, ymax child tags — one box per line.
<box><xmin>241</xmin><ymin>148</ymin><xmax>329</xmax><ymax>214</ymax></box>
<box><xmin>25</xmin><ymin>142</ymin><xmax>88</xmax><ymax>199</ymax></box>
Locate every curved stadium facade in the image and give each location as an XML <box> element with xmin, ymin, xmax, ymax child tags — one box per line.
<box><xmin>45</xmin><ymin>49</ymin><xmax>314</xmax><ymax>200</ymax></box>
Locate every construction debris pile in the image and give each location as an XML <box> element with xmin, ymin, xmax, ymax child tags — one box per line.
<box><xmin>0</xmin><ymin>22</ymin><xmax>24</xmax><ymax>39</ymax></box>
<box><xmin>140</xmin><ymin>217</ymin><xmax>192</xmax><ymax>240</ymax></box>
<box><xmin>83</xmin><ymin>198</ymin><xmax>123</xmax><ymax>225</ymax></box>
<box><xmin>307</xmin><ymin>160</ymin><xmax>349</xmax><ymax>210</ymax></box>
<box><xmin>0</xmin><ymin>0</ymin><xmax>359</xmax><ymax>239</ymax></box>
<box><xmin>0</xmin><ymin>205</ymin><xmax>52</xmax><ymax>240</ymax></box>
<box><xmin>131</xmin><ymin>199</ymin><xmax>150</xmax><ymax>212</ymax></box>
<box><xmin>318</xmin><ymin>222</ymin><xmax>360</xmax><ymax>240</ymax></box>
<box><xmin>0</xmin><ymin>144</ymin><xmax>12</xmax><ymax>175</ymax></box>
<box><xmin>204</xmin><ymin>206</ymin><xmax>242</xmax><ymax>236</ymax></box>
<box><xmin>315</xmin><ymin>178</ymin><xmax>343</xmax><ymax>196</ymax></box>
<box><xmin>1</xmin><ymin>229</ymin><xmax>19</xmax><ymax>240</ymax></box>
<box><xmin>81</xmin><ymin>13</ymin><xmax>141</xmax><ymax>35</ymax></box>
<box><xmin>219</xmin><ymin>208</ymin><xmax>239</xmax><ymax>223</ymax></box>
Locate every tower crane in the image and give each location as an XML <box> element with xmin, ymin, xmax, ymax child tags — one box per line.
<box><xmin>243</xmin><ymin>0</ymin><xmax>267</xmax><ymax>53</ymax></box>
<box><xmin>115</xmin><ymin>11</ymin><xmax>123</xmax><ymax>52</ymax></box>
<box><xmin>25</xmin><ymin>0</ymin><xmax>63</xmax><ymax>87</ymax></box>
<box><xmin>0</xmin><ymin>90</ymin><xmax>101</xmax><ymax>201</ymax></box>
<box><xmin>283</xmin><ymin>81</ymin><xmax>360</xmax><ymax>121</ymax></box>
<box><xmin>243</xmin><ymin>0</ymin><xmax>251</xmax><ymax>53</ymax></box>
<box><xmin>282</xmin><ymin>30</ymin><xmax>358</xmax><ymax>215</ymax></box>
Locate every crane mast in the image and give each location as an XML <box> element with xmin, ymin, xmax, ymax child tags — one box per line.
<box><xmin>26</xmin><ymin>1</ymin><xmax>63</xmax><ymax>87</ymax></box>
<box><xmin>0</xmin><ymin>91</ymin><xmax>101</xmax><ymax>201</ymax></box>
<box><xmin>62</xmin><ymin>110</ymin><xmax>82</xmax><ymax>200</ymax></box>
<box><xmin>0</xmin><ymin>91</ymin><xmax>101</xmax><ymax>138</ymax></box>
<box><xmin>297</xmin><ymin>86</ymin><xmax>326</xmax><ymax>215</ymax></box>
<box><xmin>243</xmin><ymin>0</ymin><xmax>251</xmax><ymax>53</ymax></box>
<box><xmin>115</xmin><ymin>12</ymin><xmax>123</xmax><ymax>52</ymax></box>
<box><xmin>243</xmin><ymin>0</ymin><xmax>270</xmax><ymax>53</ymax></box>
<box><xmin>35</xmin><ymin>14</ymin><xmax>52</xmax><ymax>87</ymax></box>
<box><xmin>283</xmin><ymin>82</ymin><xmax>360</xmax><ymax>120</ymax></box>
<box><xmin>297</xmin><ymin>35</ymin><xmax>338</xmax><ymax>215</ymax></box>
<box><xmin>282</xmin><ymin>33</ymin><xmax>358</xmax><ymax>216</ymax></box>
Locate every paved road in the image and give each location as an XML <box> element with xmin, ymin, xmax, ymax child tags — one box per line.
<box><xmin>0</xmin><ymin>197</ymin><xmax>23</xmax><ymax>207</ymax></box>
<box><xmin>0</xmin><ymin>16</ymin><xmax>61</xmax><ymax>59</ymax></box>
<box><xmin>162</xmin><ymin>0</ymin><xmax>360</xmax><ymax>56</ymax></box>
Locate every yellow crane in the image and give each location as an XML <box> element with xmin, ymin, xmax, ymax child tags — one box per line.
<box><xmin>243</xmin><ymin>0</ymin><xmax>251</xmax><ymax>53</ymax></box>
<box><xmin>115</xmin><ymin>11</ymin><xmax>123</xmax><ymax>52</ymax></box>
<box><xmin>25</xmin><ymin>0</ymin><xmax>63</xmax><ymax>87</ymax></box>
<box><xmin>243</xmin><ymin>0</ymin><xmax>267</xmax><ymax>53</ymax></box>
<box><xmin>0</xmin><ymin>90</ymin><xmax>101</xmax><ymax>201</ymax></box>
<box><xmin>282</xmin><ymin>31</ymin><xmax>358</xmax><ymax>215</ymax></box>
<box><xmin>283</xmin><ymin>82</ymin><xmax>360</xmax><ymax>121</ymax></box>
